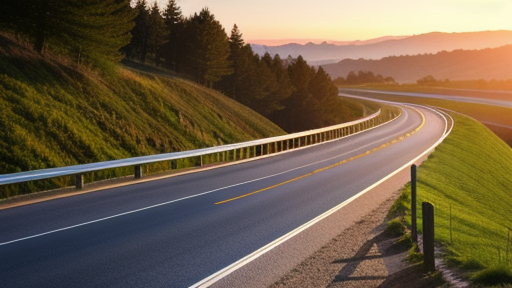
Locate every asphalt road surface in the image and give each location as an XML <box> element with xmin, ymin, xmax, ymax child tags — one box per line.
<box><xmin>0</xmin><ymin>104</ymin><xmax>448</xmax><ymax>287</ymax></box>
<box><xmin>347</xmin><ymin>89</ymin><xmax>512</xmax><ymax>108</ymax></box>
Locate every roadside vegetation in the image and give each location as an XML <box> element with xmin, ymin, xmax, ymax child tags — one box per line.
<box><xmin>0</xmin><ymin>32</ymin><xmax>287</xmax><ymax>196</ymax></box>
<box><xmin>341</xmin><ymin>87</ymin><xmax>512</xmax><ymax>285</ymax></box>
<box><xmin>387</xmin><ymin>112</ymin><xmax>512</xmax><ymax>286</ymax></box>
<box><xmin>0</xmin><ymin>0</ymin><xmax>373</xmax><ymax>198</ymax></box>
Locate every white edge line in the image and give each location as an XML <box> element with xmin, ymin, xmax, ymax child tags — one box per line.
<box><xmin>189</xmin><ymin>104</ymin><xmax>453</xmax><ymax>288</ymax></box>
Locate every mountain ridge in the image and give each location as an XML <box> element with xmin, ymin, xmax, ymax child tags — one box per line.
<box><xmin>251</xmin><ymin>30</ymin><xmax>512</xmax><ymax>65</ymax></box>
<box><xmin>322</xmin><ymin>45</ymin><xmax>512</xmax><ymax>83</ymax></box>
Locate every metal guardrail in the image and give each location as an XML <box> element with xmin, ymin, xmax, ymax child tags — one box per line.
<box><xmin>0</xmin><ymin>109</ymin><xmax>396</xmax><ymax>190</ymax></box>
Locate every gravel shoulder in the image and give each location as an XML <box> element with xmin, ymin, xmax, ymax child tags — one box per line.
<box><xmin>268</xmin><ymin>190</ymin><xmax>411</xmax><ymax>288</ymax></box>
<box><xmin>267</xmin><ymin>190</ymin><xmax>450</xmax><ymax>288</ymax></box>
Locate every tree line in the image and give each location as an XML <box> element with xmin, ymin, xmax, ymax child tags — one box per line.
<box><xmin>0</xmin><ymin>0</ymin><xmax>349</xmax><ymax>133</ymax></box>
<box><xmin>123</xmin><ymin>0</ymin><xmax>347</xmax><ymax>132</ymax></box>
<box><xmin>333</xmin><ymin>71</ymin><xmax>395</xmax><ymax>86</ymax></box>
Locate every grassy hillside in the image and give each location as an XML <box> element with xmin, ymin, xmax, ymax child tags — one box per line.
<box><xmin>0</xmin><ymin>32</ymin><xmax>285</xmax><ymax>176</ymax></box>
<box><xmin>390</xmin><ymin>113</ymin><xmax>512</xmax><ymax>285</ymax></box>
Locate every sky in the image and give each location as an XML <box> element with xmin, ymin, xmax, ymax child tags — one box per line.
<box><xmin>154</xmin><ymin>0</ymin><xmax>512</xmax><ymax>44</ymax></box>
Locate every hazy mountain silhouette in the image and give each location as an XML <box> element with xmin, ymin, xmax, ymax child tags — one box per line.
<box><xmin>249</xmin><ymin>36</ymin><xmax>407</xmax><ymax>46</ymax></box>
<box><xmin>250</xmin><ymin>31</ymin><xmax>512</xmax><ymax>65</ymax></box>
<box><xmin>322</xmin><ymin>45</ymin><xmax>512</xmax><ymax>83</ymax></box>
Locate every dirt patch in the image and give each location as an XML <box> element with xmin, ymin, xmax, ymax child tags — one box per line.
<box><xmin>268</xmin><ymin>193</ymin><xmax>448</xmax><ymax>288</ymax></box>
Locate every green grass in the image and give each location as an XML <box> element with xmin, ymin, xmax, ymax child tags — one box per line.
<box><xmin>0</xmin><ymin>32</ymin><xmax>374</xmax><ymax>198</ymax></box>
<box><xmin>389</xmin><ymin>112</ymin><xmax>512</xmax><ymax>285</ymax></box>
<box><xmin>0</xmin><ymin>32</ymin><xmax>287</xmax><ymax>197</ymax></box>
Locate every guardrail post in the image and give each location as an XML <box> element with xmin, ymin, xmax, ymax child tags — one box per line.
<box><xmin>422</xmin><ymin>202</ymin><xmax>435</xmax><ymax>272</ymax></box>
<box><xmin>75</xmin><ymin>174</ymin><xmax>84</xmax><ymax>189</ymax></box>
<box><xmin>135</xmin><ymin>165</ymin><xmax>143</xmax><ymax>179</ymax></box>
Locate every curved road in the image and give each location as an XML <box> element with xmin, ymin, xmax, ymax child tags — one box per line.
<box><xmin>347</xmin><ymin>89</ymin><xmax>512</xmax><ymax>108</ymax></box>
<box><xmin>0</xmin><ymin>104</ymin><xmax>449</xmax><ymax>287</ymax></box>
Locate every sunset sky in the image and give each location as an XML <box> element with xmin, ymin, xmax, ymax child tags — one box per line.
<box><xmin>154</xmin><ymin>0</ymin><xmax>512</xmax><ymax>44</ymax></box>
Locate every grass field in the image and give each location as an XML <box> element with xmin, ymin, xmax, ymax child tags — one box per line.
<box><xmin>351</xmin><ymin>82</ymin><xmax>512</xmax><ymax>100</ymax></box>
<box><xmin>343</xmin><ymin>87</ymin><xmax>512</xmax><ymax>284</ymax></box>
<box><xmin>385</xmin><ymin>111</ymin><xmax>512</xmax><ymax>285</ymax></box>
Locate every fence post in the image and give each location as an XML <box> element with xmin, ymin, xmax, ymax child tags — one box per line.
<box><xmin>75</xmin><ymin>174</ymin><xmax>84</xmax><ymax>189</ymax></box>
<box><xmin>422</xmin><ymin>202</ymin><xmax>435</xmax><ymax>272</ymax></box>
<box><xmin>411</xmin><ymin>164</ymin><xmax>418</xmax><ymax>244</ymax></box>
<box><xmin>134</xmin><ymin>165</ymin><xmax>143</xmax><ymax>179</ymax></box>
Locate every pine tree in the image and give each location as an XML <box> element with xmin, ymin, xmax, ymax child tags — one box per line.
<box><xmin>124</xmin><ymin>0</ymin><xmax>150</xmax><ymax>63</ymax></box>
<box><xmin>0</xmin><ymin>0</ymin><xmax>135</xmax><ymax>70</ymax></box>
<box><xmin>147</xmin><ymin>2</ymin><xmax>168</xmax><ymax>65</ymax></box>
<box><xmin>220</xmin><ymin>24</ymin><xmax>247</xmax><ymax>100</ymax></box>
<box><xmin>162</xmin><ymin>0</ymin><xmax>184</xmax><ymax>71</ymax></box>
<box><xmin>182</xmin><ymin>8</ymin><xmax>233</xmax><ymax>87</ymax></box>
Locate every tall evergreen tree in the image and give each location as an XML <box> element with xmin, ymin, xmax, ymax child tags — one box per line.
<box><xmin>147</xmin><ymin>2</ymin><xmax>168</xmax><ymax>65</ymax></box>
<box><xmin>220</xmin><ymin>24</ymin><xmax>248</xmax><ymax>100</ymax></box>
<box><xmin>266</xmin><ymin>54</ymin><xmax>294</xmax><ymax>115</ymax></box>
<box><xmin>123</xmin><ymin>0</ymin><xmax>150</xmax><ymax>63</ymax></box>
<box><xmin>281</xmin><ymin>56</ymin><xmax>317</xmax><ymax>131</ymax></box>
<box><xmin>182</xmin><ymin>8</ymin><xmax>233</xmax><ymax>87</ymax></box>
<box><xmin>0</xmin><ymin>0</ymin><xmax>135</xmax><ymax>70</ymax></box>
<box><xmin>162</xmin><ymin>0</ymin><xmax>184</xmax><ymax>71</ymax></box>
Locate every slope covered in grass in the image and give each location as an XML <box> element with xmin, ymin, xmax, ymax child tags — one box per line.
<box><xmin>0</xmin><ymin>32</ymin><xmax>285</xmax><ymax>175</ymax></box>
<box><xmin>393</xmin><ymin>113</ymin><xmax>512</xmax><ymax>283</ymax></box>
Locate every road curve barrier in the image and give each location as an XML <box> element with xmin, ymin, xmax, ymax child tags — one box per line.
<box><xmin>0</xmin><ymin>107</ymin><xmax>402</xmax><ymax>197</ymax></box>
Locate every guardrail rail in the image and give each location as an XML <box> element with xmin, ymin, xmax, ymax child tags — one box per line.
<box><xmin>0</xmin><ymin>107</ymin><xmax>402</xmax><ymax>196</ymax></box>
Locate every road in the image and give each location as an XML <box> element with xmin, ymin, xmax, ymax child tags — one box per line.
<box><xmin>0</xmin><ymin>104</ymin><xmax>449</xmax><ymax>287</ymax></box>
<box><xmin>346</xmin><ymin>89</ymin><xmax>512</xmax><ymax>108</ymax></box>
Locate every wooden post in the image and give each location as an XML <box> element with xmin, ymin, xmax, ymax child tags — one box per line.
<box><xmin>411</xmin><ymin>164</ymin><xmax>418</xmax><ymax>244</ymax></box>
<box><xmin>75</xmin><ymin>174</ymin><xmax>84</xmax><ymax>189</ymax></box>
<box><xmin>450</xmin><ymin>204</ymin><xmax>453</xmax><ymax>243</ymax></box>
<box><xmin>422</xmin><ymin>202</ymin><xmax>435</xmax><ymax>272</ymax></box>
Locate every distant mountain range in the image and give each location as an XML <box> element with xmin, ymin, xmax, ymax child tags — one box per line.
<box><xmin>321</xmin><ymin>45</ymin><xmax>512</xmax><ymax>83</ymax></box>
<box><xmin>248</xmin><ymin>36</ymin><xmax>408</xmax><ymax>46</ymax></box>
<box><xmin>250</xmin><ymin>31</ymin><xmax>512</xmax><ymax>65</ymax></box>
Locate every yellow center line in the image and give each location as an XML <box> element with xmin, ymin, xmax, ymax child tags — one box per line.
<box><xmin>215</xmin><ymin>108</ymin><xmax>426</xmax><ymax>205</ymax></box>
